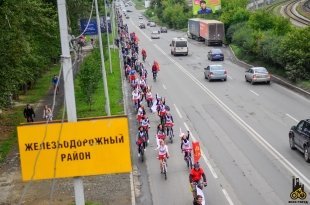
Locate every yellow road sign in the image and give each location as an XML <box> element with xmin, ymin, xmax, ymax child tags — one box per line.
<box><xmin>17</xmin><ymin>116</ymin><xmax>132</xmax><ymax>181</ymax></box>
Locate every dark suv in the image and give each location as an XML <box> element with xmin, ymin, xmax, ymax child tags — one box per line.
<box><xmin>289</xmin><ymin>119</ymin><xmax>310</xmax><ymax>162</ymax></box>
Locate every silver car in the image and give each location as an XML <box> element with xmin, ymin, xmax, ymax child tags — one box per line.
<box><xmin>151</xmin><ymin>30</ymin><xmax>160</xmax><ymax>39</ymax></box>
<box><xmin>245</xmin><ymin>67</ymin><xmax>271</xmax><ymax>84</ymax></box>
<box><xmin>204</xmin><ymin>64</ymin><xmax>227</xmax><ymax>81</ymax></box>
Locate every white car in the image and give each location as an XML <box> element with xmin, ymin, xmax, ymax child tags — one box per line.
<box><xmin>151</xmin><ymin>31</ymin><xmax>160</xmax><ymax>39</ymax></box>
<box><xmin>149</xmin><ymin>22</ymin><xmax>156</xmax><ymax>27</ymax></box>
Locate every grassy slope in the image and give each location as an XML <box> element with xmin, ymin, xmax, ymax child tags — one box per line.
<box><xmin>0</xmin><ymin>65</ymin><xmax>60</xmax><ymax>162</ymax></box>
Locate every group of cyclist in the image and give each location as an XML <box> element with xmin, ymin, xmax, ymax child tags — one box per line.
<box><xmin>116</xmin><ymin>10</ymin><xmax>206</xmax><ymax>204</ymax></box>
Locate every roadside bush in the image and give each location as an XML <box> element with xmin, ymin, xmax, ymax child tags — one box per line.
<box><xmin>279</xmin><ymin>27</ymin><xmax>310</xmax><ymax>81</ymax></box>
<box><xmin>259</xmin><ymin>31</ymin><xmax>284</xmax><ymax>67</ymax></box>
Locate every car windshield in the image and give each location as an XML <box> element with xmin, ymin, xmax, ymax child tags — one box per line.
<box><xmin>212</xmin><ymin>49</ymin><xmax>222</xmax><ymax>54</ymax></box>
<box><xmin>254</xmin><ymin>67</ymin><xmax>268</xmax><ymax>73</ymax></box>
<box><xmin>162</xmin><ymin>27</ymin><xmax>167</xmax><ymax>30</ymax></box>
<box><xmin>210</xmin><ymin>65</ymin><xmax>224</xmax><ymax>71</ymax></box>
<box><xmin>176</xmin><ymin>41</ymin><xmax>187</xmax><ymax>47</ymax></box>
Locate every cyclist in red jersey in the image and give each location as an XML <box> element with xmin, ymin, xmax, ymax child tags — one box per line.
<box><xmin>189</xmin><ymin>162</ymin><xmax>207</xmax><ymax>199</ymax></box>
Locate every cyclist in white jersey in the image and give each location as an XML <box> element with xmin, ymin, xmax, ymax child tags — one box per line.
<box><xmin>156</xmin><ymin>139</ymin><xmax>170</xmax><ymax>172</ymax></box>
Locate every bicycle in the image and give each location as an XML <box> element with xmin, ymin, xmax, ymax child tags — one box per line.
<box><xmin>161</xmin><ymin>157</ymin><xmax>168</xmax><ymax>180</ymax></box>
<box><xmin>153</xmin><ymin>71</ymin><xmax>157</xmax><ymax>82</ymax></box>
<box><xmin>191</xmin><ymin>181</ymin><xmax>207</xmax><ymax>202</ymax></box>
<box><xmin>183</xmin><ymin>148</ymin><xmax>193</xmax><ymax>169</ymax></box>
<box><xmin>166</xmin><ymin>125</ymin><xmax>174</xmax><ymax>143</ymax></box>
<box><xmin>138</xmin><ymin>143</ymin><xmax>145</xmax><ymax>162</ymax></box>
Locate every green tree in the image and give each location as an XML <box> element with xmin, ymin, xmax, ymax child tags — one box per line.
<box><xmin>0</xmin><ymin>0</ymin><xmax>59</xmax><ymax>108</ymax></box>
<box><xmin>279</xmin><ymin>27</ymin><xmax>310</xmax><ymax>81</ymax></box>
<box><xmin>78</xmin><ymin>49</ymin><xmax>101</xmax><ymax>110</ymax></box>
<box><xmin>248</xmin><ymin>10</ymin><xmax>274</xmax><ymax>31</ymax></box>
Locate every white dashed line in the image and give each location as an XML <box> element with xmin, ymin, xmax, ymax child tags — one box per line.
<box><xmin>162</xmin><ymin>84</ymin><xmax>167</xmax><ymax>90</ymax></box>
<box><xmin>173</xmin><ymin>104</ymin><xmax>182</xmax><ymax>119</ymax></box>
<box><xmin>222</xmin><ymin>188</ymin><xmax>235</xmax><ymax>205</ymax></box>
<box><xmin>153</xmin><ymin>43</ymin><xmax>310</xmax><ymax>199</ymax></box>
<box><xmin>227</xmin><ymin>75</ymin><xmax>233</xmax><ymax>80</ymax></box>
<box><xmin>286</xmin><ymin>113</ymin><xmax>299</xmax><ymax>123</ymax></box>
<box><xmin>249</xmin><ymin>90</ymin><xmax>259</xmax><ymax>96</ymax></box>
<box><xmin>184</xmin><ymin>122</ymin><xmax>218</xmax><ymax>179</ymax></box>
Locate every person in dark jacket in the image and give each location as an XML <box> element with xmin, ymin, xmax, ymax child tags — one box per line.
<box><xmin>24</xmin><ymin>104</ymin><xmax>35</xmax><ymax>122</ymax></box>
<box><xmin>197</xmin><ymin>0</ymin><xmax>212</xmax><ymax>14</ymax></box>
<box><xmin>193</xmin><ymin>195</ymin><xmax>203</xmax><ymax>205</ymax></box>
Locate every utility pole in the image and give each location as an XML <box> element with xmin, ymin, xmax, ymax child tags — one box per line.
<box><xmin>104</xmin><ymin>0</ymin><xmax>113</xmax><ymax>74</ymax></box>
<box><xmin>56</xmin><ymin>0</ymin><xmax>85</xmax><ymax>205</ymax></box>
<box><xmin>95</xmin><ymin>0</ymin><xmax>111</xmax><ymax>116</ymax></box>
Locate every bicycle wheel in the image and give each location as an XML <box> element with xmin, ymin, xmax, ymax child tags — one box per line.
<box><xmin>188</xmin><ymin>157</ymin><xmax>193</xmax><ymax>169</ymax></box>
<box><xmin>169</xmin><ymin>128</ymin><xmax>173</xmax><ymax>144</ymax></box>
<box><xmin>141</xmin><ymin>149</ymin><xmax>144</xmax><ymax>162</ymax></box>
<box><xmin>140</xmin><ymin>146</ymin><xmax>144</xmax><ymax>162</ymax></box>
<box><xmin>163</xmin><ymin>162</ymin><xmax>167</xmax><ymax>180</ymax></box>
<box><xmin>186</xmin><ymin>157</ymin><xmax>190</xmax><ymax>168</ymax></box>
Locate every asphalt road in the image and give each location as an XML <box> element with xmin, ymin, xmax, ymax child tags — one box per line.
<box><xmin>121</xmin><ymin>4</ymin><xmax>310</xmax><ymax>205</ymax></box>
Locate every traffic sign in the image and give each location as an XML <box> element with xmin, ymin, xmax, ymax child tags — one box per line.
<box><xmin>17</xmin><ymin>116</ymin><xmax>132</xmax><ymax>181</ymax></box>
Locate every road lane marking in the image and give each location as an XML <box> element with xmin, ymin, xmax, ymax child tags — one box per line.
<box><xmin>130</xmin><ymin>172</ymin><xmax>136</xmax><ymax>205</ymax></box>
<box><xmin>249</xmin><ymin>90</ymin><xmax>259</xmax><ymax>96</ymax></box>
<box><xmin>130</xmin><ymin>19</ymin><xmax>152</xmax><ymax>42</ymax></box>
<box><xmin>163</xmin><ymin>84</ymin><xmax>167</xmax><ymax>90</ymax></box>
<box><xmin>184</xmin><ymin>122</ymin><xmax>218</xmax><ymax>179</ymax></box>
<box><xmin>222</xmin><ymin>188</ymin><xmax>235</xmax><ymax>205</ymax></box>
<box><xmin>228</xmin><ymin>75</ymin><xmax>233</xmax><ymax>80</ymax></box>
<box><xmin>286</xmin><ymin>113</ymin><xmax>299</xmax><ymax>123</ymax></box>
<box><xmin>173</xmin><ymin>104</ymin><xmax>182</xmax><ymax>119</ymax></box>
<box><xmin>154</xmin><ymin>44</ymin><xmax>310</xmax><ymax>190</ymax></box>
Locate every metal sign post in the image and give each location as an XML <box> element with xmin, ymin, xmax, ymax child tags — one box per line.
<box><xmin>56</xmin><ymin>0</ymin><xmax>85</xmax><ymax>204</ymax></box>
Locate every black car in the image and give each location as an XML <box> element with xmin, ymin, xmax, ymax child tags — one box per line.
<box><xmin>160</xmin><ymin>27</ymin><xmax>167</xmax><ymax>33</ymax></box>
<box><xmin>139</xmin><ymin>23</ymin><xmax>145</xmax><ymax>29</ymax></box>
<box><xmin>289</xmin><ymin>119</ymin><xmax>310</xmax><ymax>162</ymax></box>
<box><xmin>207</xmin><ymin>49</ymin><xmax>224</xmax><ymax>61</ymax></box>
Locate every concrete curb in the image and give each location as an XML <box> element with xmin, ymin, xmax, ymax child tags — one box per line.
<box><xmin>228</xmin><ymin>45</ymin><xmax>310</xmax><ymax>99</ymax></box>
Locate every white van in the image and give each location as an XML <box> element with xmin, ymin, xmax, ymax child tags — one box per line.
<box><xmin>170</xmin><ymin>37</ymin><xmax>188</xmax><ymax>56</ymax></box>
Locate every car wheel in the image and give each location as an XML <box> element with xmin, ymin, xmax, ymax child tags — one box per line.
<box><xmin>171</xmin><ymin>51</ymin><xmax>173</xmax><ymax>55</ymax></box>
<box><xmin>289</xmin><ymin>135</ymin><xmax>296</xmax><ymax>150</ymax></box>
<box><xmin>266</xmin><ymin>81</ymin><xmax>270</xmax><ymax>85</ymax></box>
<box><xmin>224</xmin><ymin>78</ymin><xmax>227</xmax><ymax>81</ymax></box>
<box><xmin>245</xmin><ymin>76</ymin><xmax>248</xmax><ymax>82</ymax></box>
<box><xmin>204</xmin><ymin>73</ymin><xmax>207</xmax><ymax>79</ymax></box>
<box><xmin>304</xmin><ymin>146</ymin><xmax>310</xmax><ymax>162</ymax></box>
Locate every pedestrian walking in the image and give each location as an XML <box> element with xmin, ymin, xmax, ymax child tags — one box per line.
<box><xmin>23</xmin><ymin>104</ymin><xmax>35</xmax><ymax>122</ymax></box>
<box><xmin>52</xmin><ymin>75</ymin><xmax>59</xmax><ymax>94</ymax></box>
<box><xmin>43</xmin><ymin>105</ymin><xmax>53</xmax><ymax>121</ymax></box>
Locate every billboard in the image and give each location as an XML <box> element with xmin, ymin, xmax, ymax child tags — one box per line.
<box><xmin>80</xmin><ymin>19</ymin><xmax>98</xmax><ymax>35</ymax></box>
<box><xmin>192</xmin><ymin>0</ymin><xmax>221</xmax><ymax>15</ymax></box>
<box><xmin>80</xmin><ymin>17</ymin><xmax>111</xmax><ymax>35</ymax></box>
<box><xmin>17</xmin><ymin>116</ymin><xmax>132</xmax><ymax>181</ymax></box>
